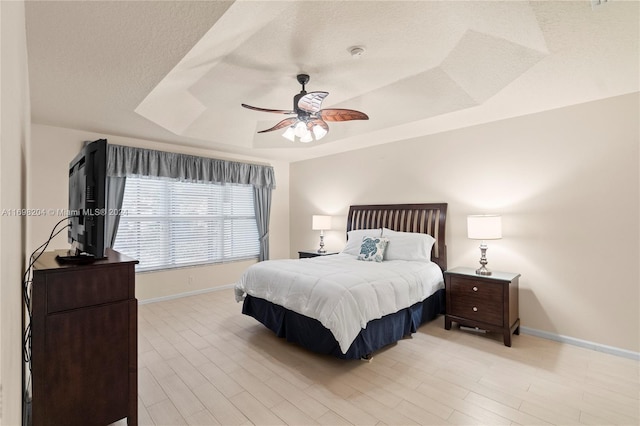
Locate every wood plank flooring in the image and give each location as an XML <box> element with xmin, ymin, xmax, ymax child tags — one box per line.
<box><xmin>119</xmin><ymin>288</ymin><xmax>639</xmax><ymax>425</ymax></box>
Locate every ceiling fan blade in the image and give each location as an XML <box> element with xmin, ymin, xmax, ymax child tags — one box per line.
<box><xmin>242</xmin><ymin>104</ymin><xmax>295</xmax><ymax>114</ymax></box>
<box><xmin>298</xmin><ymin>91</ymin><xmax>329</xmax><ymax>113</ymax></box>
<box><xmin>257</xmin><ymin>117</ymin><xmax>298</xmax><ymax>133</ymax></box>
<box><xmin>319</xmin><ymin>108</ymin><xmax>369</xmax><ymax>122</ymax></box>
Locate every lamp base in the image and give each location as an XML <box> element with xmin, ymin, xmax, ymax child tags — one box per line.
<box><xmin>476</xmin><ymin>242</ymin><xmax>492</xmax><ymax>275</ymax></box>
<box><xmin>475</xmin><ymin>266</ymin><xmax>492</xmax><ymax>276</ymax></box>
<box><xmin>317</xmin><ymin>233</ymin><xmax>326</xmax><ymax>254</ymax></box>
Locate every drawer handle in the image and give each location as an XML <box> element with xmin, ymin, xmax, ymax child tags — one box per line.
<box><xmin>472</xmin><ymin>286</ymin><xmax>478</xmax><ymax>292</ymax></box>
<box><xmin>472</xmin><ymin>307</ymin><xmax>478</xmax><ymax>312</ymax></box>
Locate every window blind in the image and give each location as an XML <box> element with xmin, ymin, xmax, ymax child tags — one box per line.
<box><xmin>113</xmin><ymin>176</ymin><xmax>259</xmax><ymax>272</ymax></box>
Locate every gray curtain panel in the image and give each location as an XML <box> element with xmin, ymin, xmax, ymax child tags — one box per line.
<box><xmin>253</xmin><ymin>186</ymin><xmax>272</xmax><ymax>261</ymax></box>
<box><xmin>106</xmin><ymin>144</ymin><xmax>275</xmax><ymax>260</ymax></box>
<box><xmin>105</xmin><ymin>176</ymin><xmax>126</xmax><ymax>248</ymax></box>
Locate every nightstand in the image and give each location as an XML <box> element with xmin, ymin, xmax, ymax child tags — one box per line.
<box><xmin>298</xmin><ymin>250</ymin><xmax>339</xmax><ymax>259</ymax></box>
<box><xmin>444</xmin><ymin>267</ymin><xmax>520</xmax><ymax>347</ymax></box>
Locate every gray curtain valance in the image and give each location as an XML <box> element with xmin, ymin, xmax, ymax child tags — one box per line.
<box><xmin>107</xmin><ymin>144</ymin><xmax>276</xmax><ymax>189</ymax></box>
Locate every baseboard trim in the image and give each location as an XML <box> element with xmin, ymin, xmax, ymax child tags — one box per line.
<box><xmin>138</xmin><ymin>283</ymin><xmax>235</xmax><ymax>305</ymax></box>
<box><xmin>520</xmin><ymin>326</ymin><xmax>639</xmax><ymax>360</ymax></box>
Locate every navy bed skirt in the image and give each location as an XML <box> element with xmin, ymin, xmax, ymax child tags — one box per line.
<box><xmin>242</xmin><ymin>288</ymin><xmax>446</xmax><ymax>359</ymax></box>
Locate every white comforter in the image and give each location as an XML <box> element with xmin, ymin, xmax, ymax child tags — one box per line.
<box><xmin>234</xmin><ymin>253</ymin><xmax>444</xmax><ymax>353</ymax></box>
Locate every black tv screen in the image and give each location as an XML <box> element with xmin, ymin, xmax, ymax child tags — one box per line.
<box><xmin>67</xmin><ymin>139</ymin><xmax>108</xmax><ymax>259</ymax></box>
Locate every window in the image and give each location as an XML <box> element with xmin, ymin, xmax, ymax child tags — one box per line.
<box><xmin>114</xmin><ymin>176</ymin><xmax>259</xmax><ymax>272</ymax></box>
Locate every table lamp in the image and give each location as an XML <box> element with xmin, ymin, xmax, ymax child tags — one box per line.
<box><xmin>467</xmin><ymin>215</ymin><xmax>502</xmax><ymax>275</ymax></box>
<box><xmin>312</xmin><ymin>215</ymin><xmax>332</xmax><ymax>253</ymax></box>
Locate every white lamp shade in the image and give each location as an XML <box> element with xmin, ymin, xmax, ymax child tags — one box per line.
<box><xmin>299</xmin><ymin>130</ymin><xmax>313</xmax><ymax>143</ymax></box>
<box><xmin>312</xmin><ymin>215</ymin><xmax>332</xmax><ymax>231</ymax></box>
<box><xmin>294</xmin><ymin>121</ymin><xmax>307</xmax><ymax>137</ymax></box>
<box><xmin>312</xmin><ymin>124</ymin><xmax>328</xmax><ymax>140</ymax></box>
<box><xmin>467</xmin><ymin>215</ymin><xmax>502</xmax><ymax>240</ymax></box>
<box><xmin>282</xmin><ymin>126</ymin><xmax>296</xmax><ymax>141</ymax></box>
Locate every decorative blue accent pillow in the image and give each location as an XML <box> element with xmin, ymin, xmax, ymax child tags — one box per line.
<box><xmin>357</xmin><ymin>237</ymin><xmax>389</xmax><ymax>262</ymax></box>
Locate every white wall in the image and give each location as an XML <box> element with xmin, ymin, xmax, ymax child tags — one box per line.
<box><xmin>28</xmin><ymin>124</ymin><xmax>290</xmax><ymax>301</ymax></box>
<box><xmin>1</xmin><ymin>1</ymin><xmax>30</xmax><ymax>424</ymax></box>
<box><xmin>290</xmin><ymin>93</ymin><xmax>639</xmax><ymax>354</ymax></box>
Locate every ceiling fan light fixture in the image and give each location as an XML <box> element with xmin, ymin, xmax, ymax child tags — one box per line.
<box><xmin>299</xmin><ymin>131</ymin><xmax>313</xmax><ymax>143</ymax></box>
<box><xmin>312</xmin><ymin>124</ymin><xmax>328</xmax><ymax>140</ymax></box>
<box><xmin>282</xmin><ymin>126</ymin><xmax>296</xmax><ymax>141</ymax></box>
<box><xmin>294</xmin><ymin>120</ymin><xmax>307</xmax><ymax>137</ymax></box>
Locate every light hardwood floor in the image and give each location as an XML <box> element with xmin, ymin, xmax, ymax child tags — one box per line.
<box><xmin>124</xmin><ymin>288</ymin><xmax>638</xmax><ymax>425</ymax></box>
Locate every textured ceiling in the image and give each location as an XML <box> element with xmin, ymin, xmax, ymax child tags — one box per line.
<box><xmin>26</xmin><ymin>1</ymin><xmax>639</xmax><ymax>162</ymax></box>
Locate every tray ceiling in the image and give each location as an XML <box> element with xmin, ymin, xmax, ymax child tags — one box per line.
<box><xmin>26</xmin><ymin>1</ymin><xmax>639</xmax><ymax>162</ymax></box>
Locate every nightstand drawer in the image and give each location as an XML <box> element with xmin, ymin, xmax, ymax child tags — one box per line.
<box><xmin>448</xmin><ymin>277</ymin><xmax>503</xmax><ymax>326</ymax></box>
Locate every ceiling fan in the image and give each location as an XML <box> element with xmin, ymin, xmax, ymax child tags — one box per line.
<box><xmin>242</xmin><ymin>74</ymin><xmax>369</xmax><ymax>143</ymax></box>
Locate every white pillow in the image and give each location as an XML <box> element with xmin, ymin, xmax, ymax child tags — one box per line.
<box><xmin>382</xmin><ymin>228</ymin><xmax>436</xmax><ymax>261</ymax></box>
<box><xmin>357</xmin><ymin>236</ymin><xmax>389</xmax><ymax>262</ymax></box>
<box><xmin>341</xmin><ymin>228</ymin><xmax>382</xmax><ymax>256</ymax></box>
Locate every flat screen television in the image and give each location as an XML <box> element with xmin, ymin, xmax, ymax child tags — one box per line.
<box><xmin>60</xmin><ymin>138</ymin><xmax>108</xmax><ymax>262</ymax></box>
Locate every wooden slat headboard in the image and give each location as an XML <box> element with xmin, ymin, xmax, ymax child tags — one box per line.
<box><xmin>346</xmin><ymin>203</ymin><xmax>448</xmax><ymax>272</ymax></box>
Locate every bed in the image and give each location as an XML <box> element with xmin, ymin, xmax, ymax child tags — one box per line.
<box><xmin>235</xmin><ymin>203</ymin><xmax>448</xmax><ymax>359</ymax></box>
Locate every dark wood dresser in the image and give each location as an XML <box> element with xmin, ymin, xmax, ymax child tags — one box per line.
<box><xmin>444</xmin><ymin>267</ymin><xmax>520</xmax><ymax>347</ymax></box>
<box><xmin>31</xmin><ymin>248</ymin><xmax>138</xmax><ymax>426</ymax></box>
